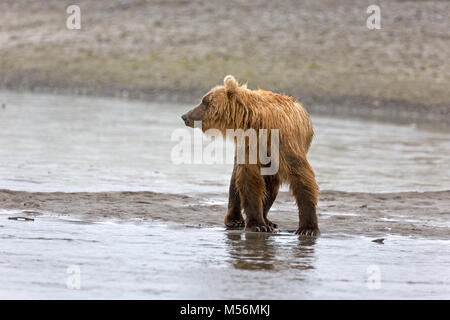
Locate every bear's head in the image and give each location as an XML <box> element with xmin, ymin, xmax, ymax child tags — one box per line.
<box><xmin>181</xmin><ymin>75</ymin><xmax>246</xmax><ymax>132</ymax></box>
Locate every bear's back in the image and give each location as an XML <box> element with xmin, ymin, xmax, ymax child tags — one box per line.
<box><xmin>254</xmin><ymin>89</ymin><xmax>313</xmax><ymax>151</ymax></box>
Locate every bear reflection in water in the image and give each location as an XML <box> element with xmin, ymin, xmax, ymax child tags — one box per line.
<box><xmin>225</xmin><ymin>231</ymin><xmax>316</xmax><ymax>271</ymax></box>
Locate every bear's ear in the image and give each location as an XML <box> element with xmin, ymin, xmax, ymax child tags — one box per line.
<box><xmin>223</xmin><ymin>75</ymin><xmax>238</xmax><ymax>94</ymax></box>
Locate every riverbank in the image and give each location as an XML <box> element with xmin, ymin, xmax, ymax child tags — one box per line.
<box><xmin>1</xmin><ymin>0</ymin><xmax>449</xmax><ymax>127</ymax></box>
<box><xmin>1</xmin><ymin>189</ymin><xmax>449</xmax><ymax>240</ymax></box>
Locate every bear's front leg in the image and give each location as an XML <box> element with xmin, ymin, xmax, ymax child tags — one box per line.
<box><xmin>224</xmin><ymin>164</ymin><xmax>245</xmax><ymax>228</ymax></box>
<box><xmin>236</xmin><ymin>164</ymin><xmax>273</xmax><ymax>232</ymax></box>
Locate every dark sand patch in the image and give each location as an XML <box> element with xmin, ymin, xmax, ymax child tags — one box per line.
<box><xmin>1</xmin><ymin>189</ymin><xmax>448</xmax><ymax>239</ymax></box>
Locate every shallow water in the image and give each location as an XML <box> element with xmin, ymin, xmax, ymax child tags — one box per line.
<box><xmin>0</xmin><ymin>91</ymin><xmax>449</xmax><ymax>299</ymax></box>
<box><xmin>0</xmin><ymin>91</ymin><xmax>449</xmax><ymax>194</ymax></box>
<box><xmin>1</xmin><ymin>210</ymin><xmax>448</xmax><ymax>299</ymax></box>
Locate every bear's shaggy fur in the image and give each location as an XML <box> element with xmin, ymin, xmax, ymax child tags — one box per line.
<box><xmin>182</xmin><ymin>75</ymin><xmax>319</xmax><ymax>236</ymax></box>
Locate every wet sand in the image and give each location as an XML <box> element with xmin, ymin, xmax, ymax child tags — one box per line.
<box><xmin>1</xmin><ymin>189</ymin><xmax>449</xmax><ymax>240</ymax></box>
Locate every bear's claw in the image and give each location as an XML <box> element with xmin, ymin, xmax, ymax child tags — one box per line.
<box><xmin>295</xmin><ymin>227</ymin><xmax>320</xmax><ymax>237</ymax></box>
<box><xmin>265</xmin><ymin>219</ymin><xmax>278</xmax><ymax>229</ymax></box>
<box><xmin>247</xmin><ymin>224</ymin><xmax>274</xmax><ymax>233</ymax></box>
<box><xmin>225</xmin><ymin>219</ymin><xmax>245</xmax><ymax>229</ymax></box>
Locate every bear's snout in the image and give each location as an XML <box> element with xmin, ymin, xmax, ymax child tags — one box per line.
<box><xmin>182</xmin><ymin>102</ymin><xmax>206</xmax><ymax>128</ymax></box>
<box><xmin>181</xmin><ymin>113</ymin><xmax>194</xmax><ymax>127</ymax></box>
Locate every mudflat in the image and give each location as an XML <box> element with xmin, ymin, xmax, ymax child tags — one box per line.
<box><xmin>1</xmin><ymin>189</ymin><xmax>448</xmax><ymax>240</ymax></box>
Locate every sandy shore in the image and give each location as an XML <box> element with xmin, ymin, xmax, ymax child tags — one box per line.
<box><xmin>1</xmin><ymin>0</ymin><xmax>449</xmax><ymax>127</ymax></box>
<box><xmin>1</xmin><ymin>189</ymin><xmax>449</xmax><ymax>240</ymax></box>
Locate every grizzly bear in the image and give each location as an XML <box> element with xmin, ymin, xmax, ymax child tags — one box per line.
<box><xmin>181</xmin><ymin>75</ymin><xmax>319</xmax><ymax>236</ymax></box>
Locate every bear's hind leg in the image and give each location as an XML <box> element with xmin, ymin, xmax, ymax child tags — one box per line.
<box><xmin>236</xmin><ymin>164</ymin><xmax>273</xmax><ymax>232</ymax></box>
<box><xmin>224</xmin><ymin>164</ymin><xmax>245</xmax><ymax>228</ymax></box>
<box><xmin>287</xmin><ymin>156</ymin><xmax>320</xmax><ymax>236</ymax></box>
<box><xmin>263</xmin><ymin>174</ymin><xmax>281</xmax><ymax>229</ymax></box>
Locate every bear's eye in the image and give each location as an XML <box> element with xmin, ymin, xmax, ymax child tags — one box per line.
<box><xmin>202</xmin><ymin>96</ymin><xmax>210</xmax><ymax>107</ymax></box>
